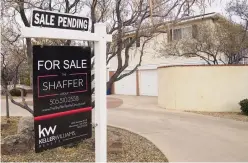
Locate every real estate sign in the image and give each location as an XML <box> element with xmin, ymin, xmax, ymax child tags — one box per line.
<box><xmin>31</xmin><ymin>9</ymin><xmax>89</xmax><ymax>31</ymax></box>
<box><xmin>33</xmin><ymin>45</ymin><xmax>92</xmax><ymax>153</ymax></box>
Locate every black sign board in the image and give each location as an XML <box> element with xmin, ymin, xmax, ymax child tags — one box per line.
<box><xmin>33</xmin><ymin>46</ymin><xmax>92</xmax><ymax>153</ymax></box>
<box><xmin>32</xmin><ymin>9</ymin><xmax>89</xmax><ymax>31</ymax></box>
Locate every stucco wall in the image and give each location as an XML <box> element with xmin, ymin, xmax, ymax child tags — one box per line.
<box><xmin>158</xmin><ymin>65</ymin><xmax>248</xmax><ymax>112</ymax></box>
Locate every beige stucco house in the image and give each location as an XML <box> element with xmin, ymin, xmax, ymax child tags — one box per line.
<box><xmin>107</xmin><ymin>12</ymin><xmax>248</xmax><ymax>112</ymax></box>
<box><xmin>109</xmin><ymin>12</ymin><xmax>248</xmax><ymax>71</ymax></box>
<box><xmin>108</xmin><ymin>12</ymin><xmax>248</xmax><ymax>101</ymax></box>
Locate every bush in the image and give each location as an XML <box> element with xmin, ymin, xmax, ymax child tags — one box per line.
<box><xmin>9</xmin><ymin>88</ymin><xmax>27</xmax><ymax>97</ymax></box>
<box><xmin>239</xmin><ymin>99</ymin><xmax>248</xmax><ymax>115</ymax></box>
<box><xmin>20</xmin><ymin>77</ymin><xmax>30</xmax><ymax>86</ymax></box>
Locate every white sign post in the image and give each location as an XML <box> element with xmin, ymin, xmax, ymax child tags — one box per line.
<box><xmin>94</xmin><ymin>24</ymin><xmax>108</xmax><ymax>162</ymax></box>
<box><xmin>21</xmin><ymin>12</ymin><xmax>112</xmax><ymax>162</ymax></box>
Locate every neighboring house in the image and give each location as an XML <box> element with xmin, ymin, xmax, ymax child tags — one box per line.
<box><xmin>240</xmin><ymin>57</ymin><xmax>248</xmax><ymax>64</ymax></box>
<box><xmin>108</xmin><ymin>12</ymin><xmax>248</xmax><ymax>96</ymax></box>
<box><xmin>238</xmin><ymin>49</ymin><xmax>248</xmax><ymax>64</ymax></box>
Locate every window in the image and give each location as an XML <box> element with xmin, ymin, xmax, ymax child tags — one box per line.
<box><xmin>182</xmin><ymin>26</ymin><xmax>192</xmax><ymax>39</ymax></box>
<box><xmin>172</xmin><ymin>26</ymin><xmax>193</xmax><ymax>41</ymax></box>
<box><xmin>173</xmin><ymin>28</ymin><xmax>182</xmax><ymax>41</ymax></box>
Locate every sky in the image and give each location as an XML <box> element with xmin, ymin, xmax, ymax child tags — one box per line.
<box><xmin>192</xmin><ymin>0</ymin><xmax>243</xmax><ymax>24</ymax></box>
<box><xmin>204</xmin><ymin>0</ymin><xmax>229</xmax><ymax>14</ymax></box>
<box><xmin>8</xmin><ymin>0</ymin><xmax>242</xmax><ymax>30</ymax></box>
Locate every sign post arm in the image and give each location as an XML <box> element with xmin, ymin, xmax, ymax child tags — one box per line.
<box><xmin>94</xmin><ymin>23</ymin><xmax>107</xmax><ymax>162</ymax></box>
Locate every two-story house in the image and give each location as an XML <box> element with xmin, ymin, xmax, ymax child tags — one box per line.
<box><xmin>108</xmin><ymin>12</ymin><xmax>248</xmax><ymax>96</ymax></box>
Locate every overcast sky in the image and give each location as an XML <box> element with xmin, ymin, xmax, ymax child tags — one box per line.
<box><xmin>204</xmin><ymin>0</ymin><xmax>229</xmax><ymax>14</ymax></box>
<box><xmin>15</xmin><ymin>0</ymin><xmax>242</xmax><ymax>28</ymax></box>
<box><xmin>193</xmin><ymin>0</ymin><xmax>243</xmax><ymax>23</ymax></box>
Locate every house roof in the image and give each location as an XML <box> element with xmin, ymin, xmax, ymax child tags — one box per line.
<box><xmin>173</xmin><ymin>12</ymin><xmax>219</xmax><ymax>23</ymax></box>
<box><xmin>124</xmin><ymin>12</ymin><xmax>222</xmax><ymax>36</ymax></box>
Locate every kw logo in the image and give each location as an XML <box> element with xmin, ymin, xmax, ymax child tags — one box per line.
<box><xmin>38</xmin><ymin>125</ymin><xmax>57</xmax><ymax>138</ymax></box>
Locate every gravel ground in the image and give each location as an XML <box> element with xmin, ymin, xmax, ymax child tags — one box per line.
<box><xmin>1</xmin><ymin>117</ymin><xmax>168</xmax><ymax>162</ymax></box>
<box><xmin>186</xmin><ymin>111</ymin><xmax>248</xmax><ymax>122</ymax></box>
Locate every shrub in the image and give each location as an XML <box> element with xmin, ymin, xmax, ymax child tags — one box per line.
<box><xmin>239</xmin><ymin>99</ymin><xmax>248</xmax><ymax>115</ymax></box>
<box><xmin>9</xmin><ymin>88</ymin><xmax>27</xmax><ymax>97</ymax></box>
<box><xmin>20</xmin><ymin>77</ymin><xmax>30</xmax><ymax>86</ymax></box>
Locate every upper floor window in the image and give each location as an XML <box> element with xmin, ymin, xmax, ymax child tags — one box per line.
<box><xmin>173</xmin><ymin>26</ymin><xmax>192</xmax><ymax>41</ymax></box>
<box><xmin>173</xmin><ymin>28</ymin><xmax>182</xmax><ymax>40</ymax></box>
<box><xmin>168</xmin><ymin>25</ymin><xmax>197</xmax><ymax>42</ymax></box>
<box><xmin>182</xmin><ymin>26</ymin><xmax>193</xmax><ymax>39</ymax></box>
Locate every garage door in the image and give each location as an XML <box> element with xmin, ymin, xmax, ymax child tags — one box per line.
<box><xmin>139</xmin><ymin>70</ymin><xmax>158</xmax><ymax>96</ymax></box>
<box><xmin>115</xmin><ymin>71</ymin><xmax>136</xmax><ymax>95</ymax></box>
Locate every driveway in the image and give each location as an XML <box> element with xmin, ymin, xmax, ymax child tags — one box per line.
<box><xmin>107</xmin><ymin>95</ymin><xmax>248</xmax><ymax>162</ymax></box>
<box><xmin>1</xmin><ymin>95</ymin><xmax>248</xmax><ymax>161</ymax></box>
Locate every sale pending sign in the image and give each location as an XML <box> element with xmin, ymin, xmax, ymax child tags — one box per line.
<box><xmin>31</xmin><ymin>9</ymin><xmax>89</xmax><ymax>31</ymax></box>
<box><xmin>33</xmin><ymin>46</ymin><xmax>92</xmax><ymax>152</ymax></box>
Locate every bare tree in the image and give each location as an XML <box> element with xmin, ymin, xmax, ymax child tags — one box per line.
<box><xmin>1</xmin><ymin>24</ymin><xmax>33</xmax><ymax>117</ymax></box>
<box><xmin>3</xmin><ymin>0</ymin><xmax>209</xmax><ymax>88</ymax></box>
<box><xmin>88</xmin><ymin>0</ymin><xmax>208</xmax><ymax>90</ymax></box>
<box><xmin>227</xmin><ymin>0</ymin><xmax>248</xmax><ymax>29</ymax></box>
<box><xmin>227</xmin><ymin>0</ymin><xmax>248</xmax><ymax>63</ymax></box>
<box><xmin>158</xmin><ymin>17</ymin><xmax>248</xmax><ymax>64</ymax></box>
<box><xmin>2</xmin><ymin>0</ymin><xmax>86</xmax><ymax>87</ymax></box>
<box><xmin>1</xmin><ymin>0</ymin><xmax>212</xmax><ymax>112</ymax></box>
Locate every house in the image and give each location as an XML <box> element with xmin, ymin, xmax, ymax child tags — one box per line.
<box><xmin>238</xmin><ymin>49</ymin><xmax>248</xmax><ymax>64</ymax></box>
<box><xmin>108</xmin><ymin>12</ymin><xmax>248</xmax><ymax>96</ymax></box>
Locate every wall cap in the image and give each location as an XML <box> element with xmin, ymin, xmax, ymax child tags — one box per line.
<box><xmin>158</xmin><ymin>64</ymin><xmax>248</xmax><ymax>69</ymax></box>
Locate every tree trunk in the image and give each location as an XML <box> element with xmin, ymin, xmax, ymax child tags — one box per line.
<box><xmin>107</xmin><ymin>77</ymin><xmax>115</xmax><ymax>92</ymax></box>
<box><xmin>26</xmin><ymin>38</ymin><xmax>33</xmax><ymax>87</ymax></box>
<box><xmin>5</xmin><ymin>88</ymin><xmax>10</xmax><ymax>119</ymax></box>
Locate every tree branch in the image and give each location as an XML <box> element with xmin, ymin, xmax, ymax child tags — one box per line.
<box><xmin>7</xmin><ymin>90</ymin><xmax>33</xmax><ymax>115</ymax></box>
<box><xmin>19</xmin><ymin>0</ymin><xmax>30</xmax><ymax>27</ymax></box>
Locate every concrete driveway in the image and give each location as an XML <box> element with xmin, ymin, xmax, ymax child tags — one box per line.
<box><xmin>1</xmin><ymin>95</ymin><xmax>248</xmax><ymax>161</ymax></box>
<box><xmin>107</xmin><ymin>95</ymin><xmax>248</xmax><ymax>162</ymax></box>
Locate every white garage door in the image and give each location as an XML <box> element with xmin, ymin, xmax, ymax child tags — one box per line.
<box><xmin>139</xmin><ymin>70</ymin><xmax>158</xmax><ymax>96</ymax></box>
<box><xmin>115</xmin><ymin>71</ymin><xmax>136</xmax><ymax>95</ymax></box>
